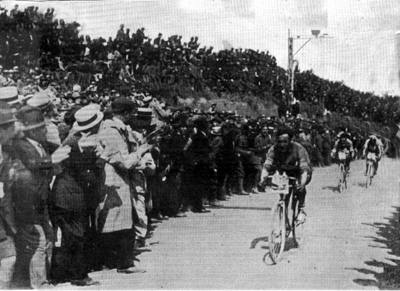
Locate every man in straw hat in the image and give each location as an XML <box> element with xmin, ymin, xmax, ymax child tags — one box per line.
<box><xmin>96</xmin><ymin>98</ymin><xmax>154</xmax><ymax>274</ymax></box>
<box><xmin>10</xmin><ymin>106</ymin><xmax>70</xmax><ymax>289</ymax></box>
<box><xmin>0</xmin><ymin>101</ymin><xmax>17</xmax><ymax>289</ymax></box>
<box><xmin>27</xmin><ymin>91</ymin><xmax>61</xmax><ymax>145</ymax></box>
<box><xmin>49</xmin><ymin>104</ymin><xmax>103</xmax><ymax>286</ymax></box>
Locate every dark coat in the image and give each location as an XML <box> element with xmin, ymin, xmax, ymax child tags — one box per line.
<box><xmin>187</xmin><ymin>131</ymin><xmax>213</xmax><ymax>168</ymax></box>
<box><xmin>10</xmin><ymin>138</ymin><xmax>58</xmax><ymax>239</ymax></box>
<box><xmin>51</xmin><ymin>138</ymin><xmax>104</xmax><ymax>213</ymax></box>
<box><xmin>0</xmin><ymin>146</ymin><xmax>16</xmax><ymax>241</ymax></box>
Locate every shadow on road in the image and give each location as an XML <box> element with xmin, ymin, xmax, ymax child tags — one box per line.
<box><xmin>221</xmin><ymin>206</ymin><xmax>271</xmax><ymax>211</ymax></box>
<box><xmin>322</xmin><ymin>185</ymin><xmax>340</xmax><ymax>192</ymax></box>
<box><xmin>350</xmin><ymin>206</ymin><xmax>400</xmax><ymax>289</ymax></box>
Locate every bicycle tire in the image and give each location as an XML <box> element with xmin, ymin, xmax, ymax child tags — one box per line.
<box><xmin>292</xmin><ymin>197</ymin><xmax>304</xmax><ymax>247</ymax></box>
<box><xmin>269</xmin><ymin>203</ymin><xmax>286</xmax><ymax>264</ymax></box>
<box><xmin>366</xmin><ymin>163</ymin><xmax>373</xmax><ymax>188</ymax></box>
<box><xmin>338</xmin><ymin>164</ymin><xmax>344</xmax><ymax>193</ymax></box>
<box><xmin>343</xmin><ymin>167</ymin><xmax>347</xmax><ymax>190</ymax></box>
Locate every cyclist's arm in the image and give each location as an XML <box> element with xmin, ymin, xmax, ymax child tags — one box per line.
<box><xmin>331</xmin><ymin>140</ymin><xmax>339</xmax><ymax>156</ymax></box>
<box><xmin>298</xmin><ymin>144</ymin><xmax>312</xmax><ymax>190</ymax></box>
<box><xmin>362</xmin><ymin>139</ymin><xmax>369</xmax><ymax>157</ymax></box>
<box><xmin>263</xmin><ymin>145</ymin><xmax>275</xmax><ymax>173</ymax></box>
<box><xmin>260</xmin><ymin>146</ymin><xmax>275</xmax><ymax>182</ymax></box>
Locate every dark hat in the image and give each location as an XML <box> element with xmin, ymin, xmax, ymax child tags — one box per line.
<box><xmin>137</xmin><ymin>107</ymin><xmax>152</xmax><ymax>120</ymax></box>
<box><xmin>111</xmin><ymin>97</ymin><xmax>136</xmax><ymax>114</ymax></box>
<box><xmin>0</xmin><ymin>101</ymin><xmax>16</xmax><ymax>125</ymax></box>
<box><xmin>17</xmin><ymin>106</ymin><xmax>45</xmax><ymax>131</ymax></box>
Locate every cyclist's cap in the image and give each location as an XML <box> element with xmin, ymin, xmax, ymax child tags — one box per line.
<box><xmin>276</xmin><ymin>126</ymin><xmax>294</xmax><ymax>139</ymax></box>
<box><xmin>369</xmin><ymin>135</ymin><xmax>377</xmax><ymax>140</ymax></box>
<box><xmin>340</xmin><ymin>132</ymin><xmax>349</xmax><ymax>139</ymax></box>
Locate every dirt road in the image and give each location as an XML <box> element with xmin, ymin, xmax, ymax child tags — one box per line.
<box><xmin>56</xmin><ymin>158</ymin><xmax>400</xmax><ymax>289</ymax></box>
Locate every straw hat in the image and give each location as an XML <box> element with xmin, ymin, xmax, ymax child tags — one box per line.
<box><xmin>73</xmin><ymin>104</ymin><xmax>104</xmax><ymax>132</ymax></box>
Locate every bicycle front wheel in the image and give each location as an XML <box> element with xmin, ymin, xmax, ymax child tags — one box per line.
<box><xmin>269</xmin><ymin>203</ymin><xmax>286</xmax><ymax>264</ymax></box>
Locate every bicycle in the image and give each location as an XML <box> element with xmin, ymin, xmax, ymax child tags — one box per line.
<box><xmin>336</xmin><ymin>151</ymin><xmax>349</xmax><ymax>193</ymax></box>
<box><xmin>365</xmin><ymin>152</ymin><xmax>376</xmax><ymax>188</ymax></box>
<box><xmin>267</xmin><ymin>171</ymin><xmax>304</xmax><ymax>264</ymax></box>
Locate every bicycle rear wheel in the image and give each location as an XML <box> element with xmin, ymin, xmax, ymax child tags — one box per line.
<box><xmin>292</xmin><ymin>197</ymin><xmax>305</xmax><ymax>247</ymax></box>
<box><xmin>269</xmin><ymin>203</ymin><xmax>286</xmax><ymax>264</ymax></box>
<box><xmin>338</xmin><ymin>164</ymin><xmax>344</xmax><ymax>193</ymax></box>
<box><xmin>366</xmin><ymin>163</ymin><xmax>373</xmax><ymax>188</ymax></box>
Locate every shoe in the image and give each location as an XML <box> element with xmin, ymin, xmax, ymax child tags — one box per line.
<box><xmin>192</xmin><ymin>208</ymin><xmax>211</xmax><ymax>213</ymax></box>
<box><xmin>216</xmin><ymin>196</ymin><xmax>229</xmax><ymax>201</ymax></box>
<box><xmin>209</xmin><ymin>201</ymin><xmax>223</xmax><ymax>208</ymax></box>
<box><xmin>236</xmin><ymin>191</ymin><xmax>250</xmax><ymax>195</ymax></box>
<box><xmin>134</xmin><ymin>238</ymin><xmax>151</xmax><ymax>251</ymax></box>
<box><xmin>175</xmin><ymin>211</ymin><xmax>187</xmax><ymax>218</ymax></box>
<box><xmin>296</xmin><ymin>211</ymin><xmax>307</xmax><ymax>225</ymax></box>
<box><xmin>117</xmin><ymin>267</ymin><xmax>146</xmax><ymax>274</ymax></box>
<box><xmin>251</xmin><ymin>188</ymin><xmax>260</xmax><ymax>194</ymax></box>
<box><xmin>71</xmin><ymin>276</ymin><xmax>100</xmax><ymax>286</ymax></box>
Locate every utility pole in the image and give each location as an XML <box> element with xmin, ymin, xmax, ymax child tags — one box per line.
<box><xmin>287</xmin><ymin>29</ymin><xmax>332</xmax><ymax>110</ymax></box>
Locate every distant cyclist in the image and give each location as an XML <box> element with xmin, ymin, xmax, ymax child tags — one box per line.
<box><xmin>260</xmin><ymin>127</ymin><xmax>312</xmax><ymax>223</ymax></box>
<box><xmin>331</xmin><ymin>132</ymin><xmax>354</xmax><ymax>172</ymax></box>
<box><xmin>362</xmin><ymin>135</ymin><xmax>383</xmax><ymax>176</ymax></box>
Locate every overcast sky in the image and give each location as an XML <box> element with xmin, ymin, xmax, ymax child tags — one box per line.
<box><xmin>6</xmin><ymin>0</ymin><xmax>400</xmax><ymax>96</ymax></box>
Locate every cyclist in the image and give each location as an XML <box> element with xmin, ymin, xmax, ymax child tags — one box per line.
<box><xmin>331</xmin><ymin>132</ymin><xmax>354</xmax><ymax>173</ymax></box>
<box><xmin>362</xmin><ymin>135</ymin><xmax>382</xmax><ymax>176</ymax></box>
<box><xmin>260</xmin><ymin>127</ymin><xmax>312</xmax><ymax>223</ymax></box>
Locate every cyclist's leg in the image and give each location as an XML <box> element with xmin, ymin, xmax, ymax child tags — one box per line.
<box><xmin>345</xmin><ymin>157</ymin><xmax>350</xmax><ymax>172</ymax></box>
<box><xmin>295</xmin><ymin>188</ymin><xmax>307</xmax><ymax>223</ymax></box>
<box><xmin>374</xmin><ymin>159</ymin><xmax>379</xmax><ymax>175</ymax></box>
<box><xmin>364</xmin><ymin>157</ymin><xmax>368</xmax><ymax>175</ymax></box>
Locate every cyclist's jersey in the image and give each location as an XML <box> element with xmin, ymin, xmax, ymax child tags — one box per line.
<box><xmin>363</xmin><ymin>139</ymin><xmax>382</xmax><ymax>157</ymax></box>
<box><xmin>332</xmin><ymin>138</ymin><xmax>354</xmax><ymax>155</ymax></box>
<box><xmin>264</xmin><ymin>141</ymin><xmax>312</xmax><ymax>178</ymax></box>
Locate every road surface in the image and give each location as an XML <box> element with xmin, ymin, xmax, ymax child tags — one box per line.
<box><xmin>56</xmin><ymin>158</ymin><xmax>400</xmax><ymax>289</ymax></box>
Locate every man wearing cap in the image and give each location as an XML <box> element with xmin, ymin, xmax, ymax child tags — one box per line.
<box><xmin>96</xmin><ymin>98</ymin><xmax>154</xmax><ymax>273</ymax></box>
<box><xmin>0</xmin><ymin>87</ymin><xmax>23</xmax><ymax>108</ymax></box>
<box><xmin>49</xmin><ymin>104</ymin><xmax>103</xmax><ymax>286</ymax></box>
<box><xmin>10</xmin><ymin>106</ymin><xmax>70</xmax><ymax>289</ymax></box>
<box><xmin>254</xmin><ymin>125</ymin><xmax>274</xmax><ymax>191</ymax></box>
<box><xmin>0</xmin><ymin>102</ymin><xmax>17</xmax><ymax>289</ymax></box>
<box><xmin>28</xmin><ymin>91</ymin><xmax>61</xmax><ymax>145</ymax></box>
<box><xmin>207</xmin><ymin>103</ymin><xmax>217</xmax><ymax>114</ymax></box>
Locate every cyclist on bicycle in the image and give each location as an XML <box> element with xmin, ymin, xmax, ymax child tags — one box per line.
<box><xmin>331</xmin><ymin>132</ymin><xmax>354</xmax><ymax>172</ymax></box>
<box><xmin>362</xmin><ymin>135</ymin><xmax>382</xmax><ymax>176</ymax></box>
<box><xmin>260</xmin><ymin>127</ymin><xmax>312</xmax><ymax>223</ymax></box>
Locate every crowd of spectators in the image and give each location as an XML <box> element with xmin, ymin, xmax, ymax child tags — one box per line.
<box><xmin>1</xmin><ymin>4</ymin><xmax>399</xmax><ymax>128</ymax></box>
<box><xmin>0</xmin><ymin>4</ymin><xmax>395</xmax><ymax>289</ymax></box>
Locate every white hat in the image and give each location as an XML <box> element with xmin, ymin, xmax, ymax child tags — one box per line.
<box><xmin>73</xmin><ymin>104</ymin><xmax>104</xmax><ymax>131</ymax></box>
<box><xmin>27</xmin><ymin>91</ymin><xmax>51</xmax><ymax>109</ymax></box>
<box><xmin>0</xmin><ymin>87</ymin><xmax>23</xmax><ymax>105</ymax></box>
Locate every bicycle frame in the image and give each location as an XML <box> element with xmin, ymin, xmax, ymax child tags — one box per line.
<box><xmin>268</xmin><ymin>172</ymin><xmax>301</xmax><ymax>264</ymax></box>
